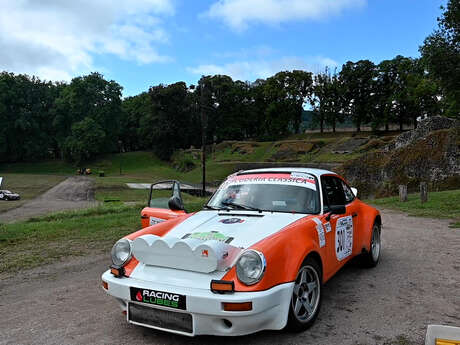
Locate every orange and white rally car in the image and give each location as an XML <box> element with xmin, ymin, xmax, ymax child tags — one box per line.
<box><xmin>101</xmin><ymin>168</ymin><xmax>382</xmax><ymax>336</ymax></box>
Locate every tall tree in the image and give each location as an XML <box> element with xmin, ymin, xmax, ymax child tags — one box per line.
<box><xmin>420</xmin><ymin>0</ymin><xmax>460</xmax><ymax>117</ymax></box>
<box><xmin>53</xmin><ymin>72</ymin><xmax>123</xmax><ymax>159</ymax></box>
<box><xmin>339</xmin><ymin>60</ymin><xmax>376</xmax><ymax>132</ymax></box>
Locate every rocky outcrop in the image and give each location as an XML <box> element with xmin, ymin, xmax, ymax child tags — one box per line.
<box><xmin>339</xmin><ymin>117</ymin><xmax>460</xmax><ymax>198</ymax></box>
<box><xmin>386</xmin><ymin>116</ymin><xmax>460</xmax><ymax>151</ymax></box>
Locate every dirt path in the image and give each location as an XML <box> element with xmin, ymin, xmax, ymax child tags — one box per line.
<box><xmin>0</xmin><ymin>209</ymin><xmax>458</xmax><ymax>345</ymax></box>
<box><xmin>0</xmin><ymin>176</ymin><xmax>97</xmax><ymax>223</ymax></box>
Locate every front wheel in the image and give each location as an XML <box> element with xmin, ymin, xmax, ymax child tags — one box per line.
<box><xmin>286</xmin><ymin>257</ymin><xmax>322</xmax><ymax>332</ymax></box>
<box><xmin>361</xmin><ymin>222</ymin><xmax>381</xmax><ymax>268</ymax></box>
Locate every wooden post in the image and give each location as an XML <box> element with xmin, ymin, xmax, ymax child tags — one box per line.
<box><xmin>420</xmin><ymin>182</ymin><xmax>428</xmax><ymax>203</ymax></box>
<box><xmin>399</xmin><ymin>185</ymin><xmax>408</xmax><ymax>202</ymax></box>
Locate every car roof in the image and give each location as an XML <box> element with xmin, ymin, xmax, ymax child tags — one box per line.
<box><xmin>237</xmin><ymin>167</ymin><xmax>336</xmax><ymax>179</ymax></box>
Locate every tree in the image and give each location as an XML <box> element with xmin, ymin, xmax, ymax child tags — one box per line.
<box><xmin>262</xmin><ymin>70</ymin><xmax>313</xmax><ymax>138</ymax></box>
<box><xmin>63</xmin><ymin>117</ymin><xmax>106</xmax><ymax>164</ymax></box>
<box><xmin>420</xmin><ymin>0</ymin><xmax>460</xmax><ymax>117</ymax></box>
<box><xmin>121</xmin><ymin>92</ymin><xmax>151</xmax><ymax>151</ymax></box>
<box><xmin>53</xmin><ymin>72</ymin><xmax>123</xmax><ymax>158</ymax></box>
<box><xmin>311</xmin><ymin>68</ymin><xmax>344</xmax><ymax>133</ymax></box>
<box><xmin>0</xmin><ymin>72</ymin><xmax>62</xmax><ymax>162</ymax></box>
<box><xmin>140</xmin><ymin>82</ymin><xmax>195</xmax><ymax>160</ymax></box>
<box><xmin>339</xmin><ymin>60</ymin><xmax>376</xmax><ymax>132</ymax></box>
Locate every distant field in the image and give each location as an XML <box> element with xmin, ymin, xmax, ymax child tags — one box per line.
<box><xmin>0</xmin><ymin>174</ymin><xmax>66</xmax><ymax>213</ymax></box>
<box><xmin>0</xmin><ymin>131</ymin><xmax>401</xmax><ymax>211</ymax></box>
<box><xmin>368</xmin><ymin>189</ymin><xmax>460</xmax><ymax>227</ymax></box>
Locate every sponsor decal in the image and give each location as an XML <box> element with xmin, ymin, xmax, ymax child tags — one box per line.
<box><xmin>149</xmin><ymin>216</ymin><xmax>165</xmax><ymax>226</ymax></box>
<box><xmin>219</xmin><ymin>218</ymin><xmax>245</xmax><ymax>224</ymax></box>
<box><xmin>324</xmin><ymin>222</ymin><xmax>332</xmax><ymax>233</ymax></box>
<box><xmin>335</xmin><ymin>216</ymin><xmax>353</xmax><ymax>260</ymax></box>
<box><xmin>221</xmin><ymin>173</ymin><xmax>316</xmax><ymax>191</ymax></box>
<box><xmin>183</xmin><ymin>231</ymin><xmax>234</xmax><ymax>244</ymax></box>
<box><xmin>201</xmin><ymin>249</ymin><xmax>209</xmax><ymax>257</ymax></box>
<box><xmin>130</xmin><ymin>287</ymin><xmax>186</xmax><ymax>310</ymax></box>
<box><xmin>312</xmin><ymin>218</ymin><xmax>326</xmax><ymax>247</ymax></box>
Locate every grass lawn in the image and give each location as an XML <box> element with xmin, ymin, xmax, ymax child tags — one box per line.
<box><xmin>0</xmin><ymin>204</ymin><xmax>142</xmax><ymax>273</ymax></box>
<box><xmin>0</xmin><ymin>196</ymin><xmax>208</xmax><ymax>274</ymax></box>
<box><xmin>0</xmin><ymin>174</ymin><xmax>66</xmax><ymax>213</ymax></box>
<box><xmin>369</xmin><ymin>189</ymin><xmax>460</xmax><ymax>227</ymax></box>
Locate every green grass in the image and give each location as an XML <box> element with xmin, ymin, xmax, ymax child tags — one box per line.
<box><xmin>0</xmin><ymin>174</ymin><xmax>66</xmax><ymax>213</ymax></box>
<box><xmin>0</xmin><ymin>196</ymin><xmax>208</xmax><ymax>273</ymax></box>
<box><xmin>0</xmin><ymin>204</ymin><xmax>143</xmax><ymax>273</ymax></box>
<box><xmin>369</xmin><ymin>189</ymin><xmax>460</xmax><ymax>227</ymax></box>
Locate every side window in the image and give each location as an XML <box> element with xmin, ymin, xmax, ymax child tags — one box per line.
<box><xmin>341</xmin><ymin>180</ymin><xmax>355</xmax><ymax>203</ymax></box>
<box><xmin>321</xmin><ymin>176</ymin><xmax>346</xmax><ymax>211</ymax></box>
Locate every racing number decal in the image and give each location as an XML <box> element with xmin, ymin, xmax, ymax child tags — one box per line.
<box><xmin>335</xmin><ymin>216</ymin><xmax>353</xmax><ymax>261</ymax></box>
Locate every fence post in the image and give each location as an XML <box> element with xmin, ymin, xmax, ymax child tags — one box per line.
<box><xmin>420</xmin><ymin>182</ymin><xmax>428</xmax><ymax>203</ymax></box>
<box><xmin>399</xmin><ymin>185</ymin><xmax>408</xmax><ymax>202</ymax></box>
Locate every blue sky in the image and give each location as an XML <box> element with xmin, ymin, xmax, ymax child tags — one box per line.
<box><xmin>0</xmin><ymin>0</ymin><xmax>444</xmax><ymax>96</ymax></box>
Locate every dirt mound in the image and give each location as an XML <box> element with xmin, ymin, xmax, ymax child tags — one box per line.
<box><xmin>0</xmin><ymin>176</ymin><xmax>96</xmax><ymax>223</ymax></box>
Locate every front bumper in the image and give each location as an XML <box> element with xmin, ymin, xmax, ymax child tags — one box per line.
<box><xmin>102</xmin><ymin>270</ymin><xmax>293</xmax><ymax>336</ymax></box>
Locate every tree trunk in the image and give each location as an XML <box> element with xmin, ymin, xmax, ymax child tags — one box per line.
<box><xmin>332</xmin><ymin>118</ymin><xmax>336</xmax><ymax>133</ymax></box>
<box><xmin>320</xmin><ymin>118</ymin><xmax>324</xmax><ymax>133</ymax></box>
<box><xmin>385</xmin><ymin>122</ymin><xmax>389</xmax><ymax>132</ymax></box>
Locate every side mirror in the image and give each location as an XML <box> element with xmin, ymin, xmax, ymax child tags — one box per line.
<box><xmin>168</xmin><ymin>196</ymin><xmax>184</xmax><ymax>211</ymax></box>
<box><xmin>326</xmin><ymin>204</ymin><xmax>346</xmax><ymax>221</ymax></box>
<box><xmin>351</xmin><ymin>187</ymin><xmax>358</xmax><ymax>197</ymax></box>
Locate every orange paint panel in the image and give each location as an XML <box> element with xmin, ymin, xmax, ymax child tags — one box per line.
<box><xmin>140</xmin><ymin>207</ymin><xmax>186</xmax><ymax>228</ymax></box>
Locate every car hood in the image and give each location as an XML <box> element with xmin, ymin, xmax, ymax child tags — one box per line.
<box><xmin>129</xmin><ymin>210</ymin><xmax>308</xmax><ymax>285</ymax></box>
<box><xmin>165</xmin><ymin>210</ymin><xmax>306</xmax><ymax>249</ymax></box>
<box><xmin>131</xmin><ymin>210</ymin><xmax>306</xmax><ymax>272</ymax></box>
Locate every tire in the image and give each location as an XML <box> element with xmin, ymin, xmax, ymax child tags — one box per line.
<box><xmin>361</xmin><ymin>222</ymin><xmax>381</xmax><ymax>268</ymax></box>
<box><xmin>4</xmin><ymin>196</ymin><xmax>8</xmax><ymax>201</ymax></box>
<box><xmin>286</xmin><ymin>257</ymin><xmax>322</xmax><ymax>332</ymax></box>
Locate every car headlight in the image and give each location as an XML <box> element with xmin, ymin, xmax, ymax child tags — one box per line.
<box><xmin>236</xmin><ymin>250</ymin><xmax>266</xmax><ymax>285</ymax></box>
<box><xmin>111</xmin><ymin>239</ymin><xmax>132</xmax><ymax>266</ymax></box>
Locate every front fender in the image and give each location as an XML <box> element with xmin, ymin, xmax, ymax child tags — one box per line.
<box><xmin>222</xmin><ymin>216</ymin><xmax>325</xmax><ymax>292</ymax></box>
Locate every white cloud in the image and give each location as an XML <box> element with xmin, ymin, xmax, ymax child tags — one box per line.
<box><xmin>0</xmin><ymin>0</ymin><xmax>174</xmax><ymax>81</ymax></box>
<box><xmin>187</xmin><ymin>56</ymin><xmax>338</xmax><ymax>81</ymax></box>
<box><xmin>204</xmin><ymin>0</ymin><xmax>366</xmax><ymax>31</ymax></box>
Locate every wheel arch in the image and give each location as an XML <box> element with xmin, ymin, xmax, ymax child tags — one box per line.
<box><xmin>302</xmin><ymin>251</ymin><xmax>323</xmax><ymax>282</ymax></box>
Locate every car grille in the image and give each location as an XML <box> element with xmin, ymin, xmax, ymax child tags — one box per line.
<box><xmin>128</xmin><ymin>303</ymin><xmax>193</xmax><ymax>334</ymax></box>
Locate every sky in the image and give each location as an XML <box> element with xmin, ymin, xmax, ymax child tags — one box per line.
<box><xmin>0</xmin><ymin>0</ymin><xmax>445</xmax><ymax>97</ymax></box>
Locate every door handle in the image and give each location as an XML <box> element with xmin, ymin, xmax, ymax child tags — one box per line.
<box><xmin>352</xmin><ymin>212</ymin><xmax>358</xmax><ymax>218</ymax></box>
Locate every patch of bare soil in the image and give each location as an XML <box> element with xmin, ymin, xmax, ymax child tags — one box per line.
<box><xmin>0</xmin><ymin>176</ymin><xmax>97</xmax><ymax>223</ymax></box>
<box><xmin>0</xmin><ymin>209</ymin><xmax>458</xmax><ymax>345</ymax></box>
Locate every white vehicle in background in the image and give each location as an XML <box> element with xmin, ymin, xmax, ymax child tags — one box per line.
<box><xmin>0</xmin><ymin>190</ymin><xmax>20</xmax><ymax>201</ymax></box>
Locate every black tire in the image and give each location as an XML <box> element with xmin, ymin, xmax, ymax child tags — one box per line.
<box><xmin>286</xmin><ymin>257</ymin><xmax>322</xmax><ymax>332</ymax></box>
<box><xmin>360</xmin><ymin>222</ymin><xmax>381</xmax><ymax>268</ymax></box>
<box><xmin>4</xmin><ymin>196</ymin><xmax>8</xmax><ymax>201</ymax></box>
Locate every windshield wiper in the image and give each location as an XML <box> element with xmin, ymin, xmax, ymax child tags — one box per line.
<box><xmin>202</xmin><ymin>205</ymin><xmax>222</xmax><ymax>210</ymax></box>
<box><xmin>221</xmin><ymin>201</ymin><xmax>262</xmax><ymax>212</ymax></box>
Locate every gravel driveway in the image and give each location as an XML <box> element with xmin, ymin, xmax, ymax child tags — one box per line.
<box><xmin>0</xmin><ymin>176</ymin><xmax>96</xmax><ymax>223</ymax></box>
<box><xmin>0</xmin><ymin>209</ymin><xmax>458</xmax><ymax>345</ymax></box>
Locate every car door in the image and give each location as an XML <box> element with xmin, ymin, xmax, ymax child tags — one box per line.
<box><xmin>140</xmin><ymin>180</ymin><xmax>187</xmax><ymax>228</ymax></box>
<box><xmin>321</xmin><ymin>175</ymin><xmax>358</xmax><ymax>274</ymax></box>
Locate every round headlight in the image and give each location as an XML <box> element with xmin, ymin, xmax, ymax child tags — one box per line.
<box><xmin>236</xmin><ymin>250</ymin><xmax>266</xmax><ymax>285</ymax></box>
<box><xmin>111</xmin><ymin>239</ymin><xmax>132</xmax><ymax>266</ymax></box>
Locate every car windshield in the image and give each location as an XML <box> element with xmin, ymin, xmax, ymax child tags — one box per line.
<box><xmin>3</xmin><ymin>190</ymin><xmax>11</xmax><ymax>193</ymax></box>
<box><xmin>207</xmin><ymin>172</ymin><xmax>320</xmax><ymax>214</ymax></box>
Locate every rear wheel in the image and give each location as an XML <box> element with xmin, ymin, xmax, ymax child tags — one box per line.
<box><xmin>286</xmin><ymin>257</ymin><xmax>322</xmax><ymax>332</ymax></box>
<box><xmin>361</xmin><ymin>222</ymin><xmax>381</xmax><ymax>268</ymax></box>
